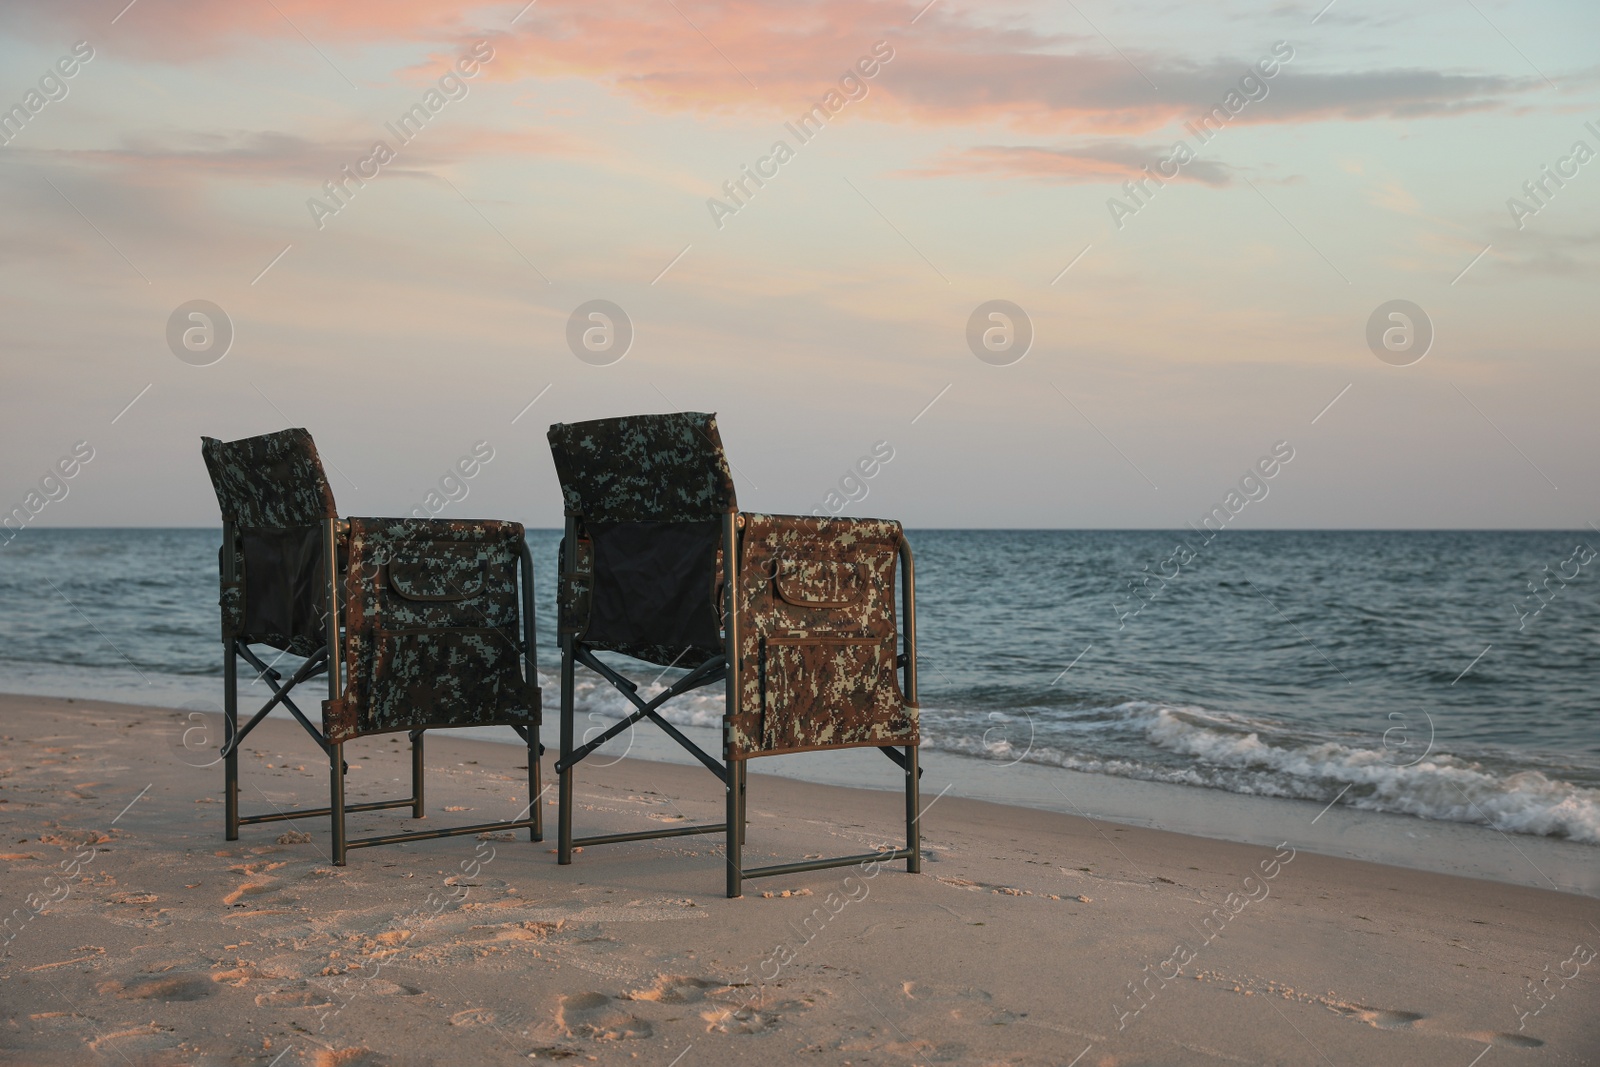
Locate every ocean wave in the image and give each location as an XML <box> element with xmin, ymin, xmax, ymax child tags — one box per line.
<box><xmin>920</xmin><ymin>700</ymin><xmax>1600</xmax><ymax>845</ymax></box>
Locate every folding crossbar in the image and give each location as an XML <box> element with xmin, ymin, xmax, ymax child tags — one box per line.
<box><xmin>556</xmin><ymin>670</ymin><xmax>729</xmax><ymax>855</ymax></box>
<box><xmin>559</xmin><ymin>649</ymin><xmax>728</xmax><ymax>779</ymax></box>
<box><xmin>226</xmin><ymin>644</ymin><xmax>330</xmax><ymax>757</ymax></box>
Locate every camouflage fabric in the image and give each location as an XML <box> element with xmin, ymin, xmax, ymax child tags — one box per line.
<box><xmin>202</xmin><ymin>429</ymin><xmax>336</xmax><ymax>656</ymax></box>
<box><xmin>324</xmin><ymin>517</ymin><xmax>539</xmax><ymax>744</ymax></box>
<box><xmin>218</xmin><ymin>560</ymin><xmax>243</xmax><ymax>640</ymax></box>
<box><xmin>200</xmin><ymin>428</ymin><xmax>337</xmax><ymax>528</ymax></box>
<box><xmin>728</xmin><ymin>513</ymin><xmax>916</xmax><ymax>759</ymax></box>
<box><xmin>557</xmin><ymin>535</ymin><xmax>594</xmax><ymax>638</ymax></box>
<box><xmin>547</xmin><ymin>412</ymin><xmax>736</xmax><ymax>522</ymax></box>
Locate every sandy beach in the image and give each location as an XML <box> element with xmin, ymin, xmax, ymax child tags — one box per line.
<box><xmin>2</xmin><ymin>692</ymin><xmax>1596</xmax><ymax>1066</ymax></box>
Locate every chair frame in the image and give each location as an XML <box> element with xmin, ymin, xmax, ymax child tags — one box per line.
<box><xmin>219</xmin><ymin>515</ymin><xmax>543</xmax><ymax>864</ymax></box>
<box><xmin>555</xmin><ymin>507</ymin><xmax>920</xmax><ymax>898</ymax></box>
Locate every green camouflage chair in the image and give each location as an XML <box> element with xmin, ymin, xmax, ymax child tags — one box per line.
<box><xmin>200</xmin><ymin>428</ymin><xmax>541</xmax><ymax>864</ymax></box>
<box><xmin>547</xmin><ymin>412</ymin><xmax>920</xmax><ymax>897</ymax></box>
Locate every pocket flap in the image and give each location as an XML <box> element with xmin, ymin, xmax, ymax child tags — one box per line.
<box><xmin>774</xmin><ymin>559</ymin><xmax>862</xmax><ymax>609</ymax></box>
<box><xmin>387</xmin><ymin>550</ymin><xmax>486</xmax><ymax>602</ymax></box>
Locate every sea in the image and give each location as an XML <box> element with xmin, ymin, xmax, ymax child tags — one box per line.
<box><xmin>3</xmin><ymin>528</ymin><xmax>1597</xmax><ymax>891</ymax></box>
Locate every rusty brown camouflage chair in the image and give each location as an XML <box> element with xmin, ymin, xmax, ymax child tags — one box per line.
<box><xmin>547</xmin><ymin>412</ymin><xmax>920</xmax><ymax>897</ymax></box>
<box><xmin>200</xmin><ymin>428</ymin><xmax>541</xmax><ymax>864</ymax></box>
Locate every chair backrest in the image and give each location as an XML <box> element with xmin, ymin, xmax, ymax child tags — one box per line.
<box><xmin>547</xmin><ymin>413</ymin><xmax>734</xmax><ymax>667</ymax></box>
<box><xmin>200</xmin><ymin>428</ymin><xmax>337</xmax><ymax>655</ymax></box>
<box><xmin>546</xmin><ymin>412</ymin><xmax>736</xmax><ymax>522</ymax></box>
<box><xmin>200</xmin><ymin>428</ymin><xmax>337</xmax><ymax>529</ymax></box>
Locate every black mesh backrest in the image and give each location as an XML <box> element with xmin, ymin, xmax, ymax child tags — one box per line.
<box><xmin>200</xmin><ymin>428</ymin><xmax>337</xmax><ymax>528</ymax></box>
<box><xmin>546</xmin><ymin>412</ymin><xmax>736</xmax><ymax>522</ymax></box>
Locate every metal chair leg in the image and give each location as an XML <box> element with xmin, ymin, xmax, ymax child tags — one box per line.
<box><xmin>529</xmin><ymin>728</ymin><xmax>543</xmax><ymax>842</ymax></box>
<box><xmin>726</xmin><ymin>757</ymin><xmax>742</xmax><ymax>898</ymax></box>
<box><xmin>906</xmin><ymin>743</ymin><xmax>921</xmax><ymax>874</ymax></box>
<box><xmin>224</xmin><ymin>641</ymin><xmax>239</xmax><ymax>841</ymax></box>
<box><xmin>558</xmin><ymin>645</ymin><xmax>575</xmax><ymax>864</ymax></box>
<box><xmin>411</xmin><ymin>731</ymin><xmax>425</xmax><ymax>819</ymax></box>
<box><xmin>737</xmin><ymin>762</ymin><xmax>747</xmax><ymax>847</ymax></box>
<box><xmin>330</xmin><ymin>741</ymin><xmax>347</xmax><ymax>866</ymax></box>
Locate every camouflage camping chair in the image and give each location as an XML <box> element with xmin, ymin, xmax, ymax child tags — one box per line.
<box><xmin>200</xmin><ymin>428</ymin><xmax>542</xmax><ymax>864</ymax></box>
<box><xmin>547</xmin><ymin>412</ymin><xmax>920</xmax><ymax>897</ymax></box>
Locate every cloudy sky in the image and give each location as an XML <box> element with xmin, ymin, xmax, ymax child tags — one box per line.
<box><xmin>2</xmin><ymin>0</ymin><xmax>1596</xmax><ymax>529</ymax></box>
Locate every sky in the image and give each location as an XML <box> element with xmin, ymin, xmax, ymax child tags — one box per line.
<box><xmin>1</xmin><ymin>0</ymin><xmax>1597</xmax><ymax>530</ymax></box>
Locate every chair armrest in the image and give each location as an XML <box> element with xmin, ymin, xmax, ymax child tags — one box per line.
<box><xmin>326</xmin><ymin>517</ymin><xmax>536</xmax><ymax>743</ymax></box>
<box><xmin>341</xmin><ymin>517</ymin><xmax>527</xmax><ymax>625</ymax></box>
<box><xmin>735</xmin><ymin>512</ymin><xmax>907</xmax><ymax>616</ymax></box>
<box><xmin>728</xmin><ymin>513</ymin><xmax>915</xmax><ymax>758</ymax></box>
<box><xmin>737</xmin><ymin>513</ymin><xmax>903</xmax><ymax>558</ymax></box>
<box><xmin>345</xmin><ymin>516</ymin><xmax>524</xmax><ymax>562</ymax></box>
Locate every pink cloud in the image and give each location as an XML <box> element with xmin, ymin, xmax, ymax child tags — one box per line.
<box><xmin>902</xmin><ymin>142</ymin><xmax>1232</xmax><ymax>185</ymax></box>
<box><xmin>17</xmin><ymin>1</ymin><xmax>1541</xmax><ymax>136</ymax></box>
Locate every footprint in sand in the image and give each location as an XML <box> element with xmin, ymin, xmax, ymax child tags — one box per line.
<box><xmin>462</xmin><ymin>923</ymin><xmax>561</xmax><ymax>945</ymax></box>
<box><xmin>1330</xmin><ymin>1004</ymin><xmax>1423</xmax><ymax>1029</ymax></box>
<box><xmin>223</xmin><ymin>880</ymin><xmax>283</xmax><ymax>906</ymax></box>
<box><xmin>1462</xmin><ymin>1030</ymin><xmax>1544</xmax><ymax>1049</ymax></box>
<box><xmin>627</xmin><ymin>974</ymin><xmax>728</xmax><ymax>1004</ymax></box>
<box><xmin>557</xmin><ymin>991</ymin><xmax>653</xmax><ymax>1039</ymax></box>
<box><xmin>902</xmin><ymin>981</ymin><xmax>1015</xmax><ymax>1026</ymax></box>
<box><xmin>254</xmin><ymin>983</ymin><xmax>335</xmax><ymax>1009</ymax></box>
<box><xmin>311</xmin><ymin>1049</ymin><xmax>389</xmax><ymax>1067</ymax></box>
<box><xmin>107</xmin><ymin>891</ymin><xmax>158</xmax><ymax>906</ymax></box>
<box><xmin>696</xmin><ymin>988</ymin><xmax>817</xmax><ymax>1035</ymax></box>
<box><xmin>699</xmin><ymin>1004</ymin><xmax>774</xmax><ymax>1035</ymax></box>
<box><xmin>210</xmin><ymin>963</ymin><xmax>265</xmax><ymax>988</ymax></box>
<box><xmin>38</xmin><ymin>829</ymin><xmax>110</xmax><ymax>848</ymax></box>
<box><xmin>87</xmin><ymin>1022</ymin><xmax>178</xmax><ymax>1056</ymax></box>
<box><xmin>1329</xmin><ymin>1003</ymin><xmax>1544</xmax><ymax>1048</ymax></box>
<box><xmin>99</xmin><ymin>974</ymin><xmax>216</xmax><ymax>1002</ymax></box>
